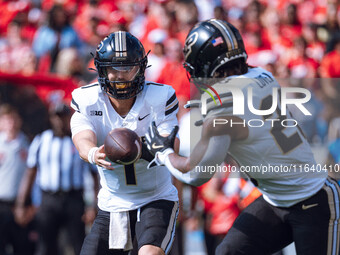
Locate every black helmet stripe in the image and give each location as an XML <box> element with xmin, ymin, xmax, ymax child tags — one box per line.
<box><xmin>208</xmin><ymin>20</ymin><xmax>233</xmax><ymax>51</ymax></box>
<box><xmin>115</xmin><ymin>31</ymin><xmax>127</xmax><ymax>57</ymax></box>
<box><xmin>114</xmin><ymin>32</ymin><xmax>119</xmax><ymax>56</ymax></box>
<box><xmin>121</xmin><ymin>32</ymin><xmax>127</xmax><ymax>56</ymax></box>
<box><xmin>220</xmin><ymin>21</ymin><xmax>239</xmax><ymax>49</ymax></box>
<box><xmin>209</xmin><ymin>19</ymin><xmax>237</xmax><ymax>50</ymax></box>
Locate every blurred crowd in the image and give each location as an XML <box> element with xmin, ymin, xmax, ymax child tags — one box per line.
<box><xmin>0</xmin><ymin>0</ymin><xmax>340</xmax><ymax>140</ymax></box>
<box><xmin>1</xmin><ymin>0</ymin><xmax>340</xmax><ymax>254</ymax></box>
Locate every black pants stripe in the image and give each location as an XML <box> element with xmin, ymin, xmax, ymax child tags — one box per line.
<box><xmin>216</xmin><ymin>177</ymin><xmax>340</xmax><ymax>255</ymax></box>
<box><xmin>324</xmin><ymin>177</ymin><xmax>340</xmax><ymax>255</ymax></box>
<box><xmin>161</xmin><ymin>201</ymin><xmax>179</xmax><ymax>254</ymax></box>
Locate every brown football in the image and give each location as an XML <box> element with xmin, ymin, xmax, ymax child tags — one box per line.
<box><xmin>104</xmin><ymin>128</ymin><xmax>142</xmax><ymax>165</ymax></box>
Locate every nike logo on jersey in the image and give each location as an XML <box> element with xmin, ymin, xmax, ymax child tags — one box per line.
<box><xmin>302</xmin><ymin>203</ymin><xmax>318</xmax><ymax>210</ymax></box>
<box><xmin>152</xmin><ymin>143</ymin><xmax>164</xmax><ymax>149</ymax></box>
<box><xmin>90</xmin><ymin>110</ymin><xmax>103</xmax><ymax>116</ymax></box>
<box><xmin>138</xmin><ymin>114</ymin><xmax>150</xmax><ymax>121</ymax></box>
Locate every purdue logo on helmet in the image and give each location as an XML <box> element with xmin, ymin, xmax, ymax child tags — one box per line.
<box><xmin>183</xmin><ymin>19</ymin><xmax>247</xmax><ymax>79</ymax></box>
<box><xmin>94</xmin><ymin>31</ymin><xmax>148</xmax><ymax>99</ymax></box>
<box><xmin>183</xmin><ymin>32</ymin><xmax>198</xmax><ymax>60</ymax></box>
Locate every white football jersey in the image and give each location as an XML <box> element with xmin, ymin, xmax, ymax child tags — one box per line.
<box><xmin>70</xmin><ymin>82</ymin><xmax>179</xmax><ymax>212</ymax></box>
<box><xmin>204</xmin><ymin>67</ymin><xmax>327</xmax><ymax>207</ymax></box>
<box><xmin>0</xmin><ymin>132</ymin><xmax>29</xmax><ymax>201</ymax></box>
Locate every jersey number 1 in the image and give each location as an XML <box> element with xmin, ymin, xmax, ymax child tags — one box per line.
<box><xmin>124</xmin><ymin>164</ymin><xmax>137</xmax><ymax>185</ymax></box>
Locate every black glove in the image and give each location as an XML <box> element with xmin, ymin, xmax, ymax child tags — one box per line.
<box><xmin>145</xmin><ymin>121</ymin><xmax>179</xmax><ymax>156</ymax></box>
<box><xmin>140</xmin><ymin>136</ymin><xmax>155</xmax><ymax>162</ymax></box>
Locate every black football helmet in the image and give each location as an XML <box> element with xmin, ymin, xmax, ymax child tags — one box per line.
<box><xmin>94</xmin><ymin>31</ymin><xmax>148</xmax><ymax>99</ymax></box>
<box><xmin>183</xmin><ymin>19</ymin><xmax>247</xmax><ymax>79</ymax></box>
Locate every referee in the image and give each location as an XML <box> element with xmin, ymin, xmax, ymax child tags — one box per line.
<box><xmin>15</xmin><ymin>103</ymin><xmax>98</xmax><ymax>255</ymax></box>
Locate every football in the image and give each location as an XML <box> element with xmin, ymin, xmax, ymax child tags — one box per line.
<box><xmin>104</xmin><ymin>128</ymin><xmax>142</xmax><ymax>165</ymax></box>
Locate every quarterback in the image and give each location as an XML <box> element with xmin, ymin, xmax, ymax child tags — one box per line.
<box><xmin>70</xmin><ymin>32</ymin><xmax>179</xmax><ymax>255</ymax></box>
<box><xmin>145</xmin><ymin>19</ymin><xmax>340</xmax><ymax>255</ymax></box>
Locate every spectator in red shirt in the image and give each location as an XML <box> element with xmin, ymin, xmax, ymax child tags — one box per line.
<box><xmin>261</xmin><ymin>8</ymin><xmax>292</xmax><ymax>62</ymax></box>
<box><xmin>140</xmin><ymin>1</ymin><xmax>176</xmax><ymax>53</ymax></box>
<box><xmin>73</xmin><ymin>0</ymin><xmax>113</xmax><ymax>49</ymax></box>
<box><xmin>320</xmin><ymin>37</ymin><xmax>340</xmax><ymax>98</ymax></box>
<box><xmin>0</xmin><ymin>19</ymin><xmax>37</xmax><ymax>75</ymax></box>
<box><xmin>145</xmin><ymin>39</ymin><xmax>167</xmax><ymax>82</ymax></box>
<box><xmin>173</xmin><ymin>0</ymin><xmax>199</xmax><ymax>45</ymax></box>
<box><xmin>287</xmin><ymin>37</ymin><xmax>319</xmax><ymax>78</ymax></box>
<box><xmin>157</xmin><ymin>38</ymin><xmax>190</xmax><ymax>120</ymax></box>
<box><xmin>243</xmin><ymin>0</ymin><xmax>263</xmax><ymax>33</ymax></box>
<box><xmin>320</xmin><ymin>37</ymin><xmax>340</xmax><ymax>78</ymax></box>
<box><xmin>303</xmin><ymin>23</ymin><xmax>325</xmax><ymax>63</ymax></box>
<box><xmin>280</xmin><ymin>4</ymin><xmax>302</xmax><ymax>45</ymax></box>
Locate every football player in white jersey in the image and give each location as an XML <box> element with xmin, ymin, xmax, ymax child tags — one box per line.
<box><xmin>145</xmin><ymin>19</ymin><xmax>340</xmax><ymax>255</ymax></box>
<box><xmin>70</xmin><ymin>32</ymin><xmax>179</xmax><ymax>255</ymax></box>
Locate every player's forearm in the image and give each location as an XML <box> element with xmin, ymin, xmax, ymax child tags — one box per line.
<box><xmin>168</xmin><ymin>137</ymin><xmax>211</xmax><ymax>173</ymax></box>
<box><xmin>165</xmin><ymin>135</ymin><xmax>231</xmax><ymax>186</ymax></box>
<box><xmin>163</xmin><ymin>155</ymin><xmax>211</xmax><ymax>186</ymax></box>
<box><xmin>76</xmin><ymin>141</ymin><xmax>97</xmax><ymax>163</ymax></box>
<box><xmin>168</xmin><ymin>153</ymin><xmax>191</xmax><ymax>172</ymax></box>
<box><xmin>72</xmin><ymin>130</ymin><xmax>97</xmax><ymax>162</ymax></box>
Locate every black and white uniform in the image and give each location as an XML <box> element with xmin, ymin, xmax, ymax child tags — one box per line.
<box><xmin>70</xmin><ymin>82</ymin><xmax>179</xmax><ymax>254</ymax></box>
<box><xmin>195</xmin><ymin>67</ymin><xmax>339</xmax><ymax>255</ymax></box>
<box><xmin>27</xmin><ymin>130</ymin><xmax>95</xmax><ymax>255</ymax></box>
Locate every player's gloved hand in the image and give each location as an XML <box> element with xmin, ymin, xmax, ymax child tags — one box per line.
<box><xmin>145</xmin><ymin>121</ymin><xmax>179</xmax><ymax>155</ymax></box>
<box><xmin>145</xmin><ymin>121</ymin><xmax>178</xmax><ymax>168</ymax></box>
<box><xmin>140</xmin><ymin>136</ymin><xmax>155</xmax><ymax>162</ymax></box>
<box><xmin>140</xmin><ymin>139</ymin><xmax>159</xmax><ymax>168</ymax></box>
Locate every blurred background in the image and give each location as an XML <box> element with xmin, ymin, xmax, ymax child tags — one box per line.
<box><xmin>0</xmin><ymin>0</ymin><xmax>340</xmax><ymax>254</ymax></box>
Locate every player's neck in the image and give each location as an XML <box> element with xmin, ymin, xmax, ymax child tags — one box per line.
<box><xmin>109</xmin><ymin>97</ymin><xmax>136</xmax><ymax>117</ymax></box>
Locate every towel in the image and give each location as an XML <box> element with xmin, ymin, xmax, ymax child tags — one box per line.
<box><xmin>109</xmin><ymin>211</ymin><xmax>133</xmax><ymax>251</ymax></box>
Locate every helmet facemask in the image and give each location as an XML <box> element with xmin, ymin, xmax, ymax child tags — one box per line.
<box><xmin>183</xmin><ymin>56</ymin><xmax>224</xmax><ymax>93</ymax></box>
<box><xmin>96</xmin><ymin>57</ymin><xmax>147</xmax><ymax>99</ymax></box>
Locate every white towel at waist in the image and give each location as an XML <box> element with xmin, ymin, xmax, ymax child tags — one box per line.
<box><xmin>109</xmin><ymin>211</ymin><xmax>133</xmax><ymax>251</ymax></box>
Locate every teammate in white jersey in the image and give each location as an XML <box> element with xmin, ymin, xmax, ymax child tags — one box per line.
<box><xmin>144</xmin><ymin>19</ymin><xmax>340</xmax><ymax>255</ymax></box>
<box><xmin>70</xmin><ymin>32</ymin><xmax>179</xmax><ymax>255</ymax></box>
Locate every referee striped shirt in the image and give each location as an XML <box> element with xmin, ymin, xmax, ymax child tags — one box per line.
<box><xmin>27</xmin><ymin>129</ymin><xmax>93</xmax><ymax>193</ymax></box>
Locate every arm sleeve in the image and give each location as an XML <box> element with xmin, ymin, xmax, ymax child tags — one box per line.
<box><xmin>70</xmin><ymin>111</ymin><xmax>96</xmax><ymax>138</ymax></box>
<box><xmin>157</xmin><ymin>88</ymin><xmax>179</xmax><ymax>135</ymax></box>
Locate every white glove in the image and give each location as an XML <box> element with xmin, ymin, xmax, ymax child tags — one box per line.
<box><xmin>147</xmin><ymin>148</ymin><xmax>174</xmax><ymax>169</ymax></box>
